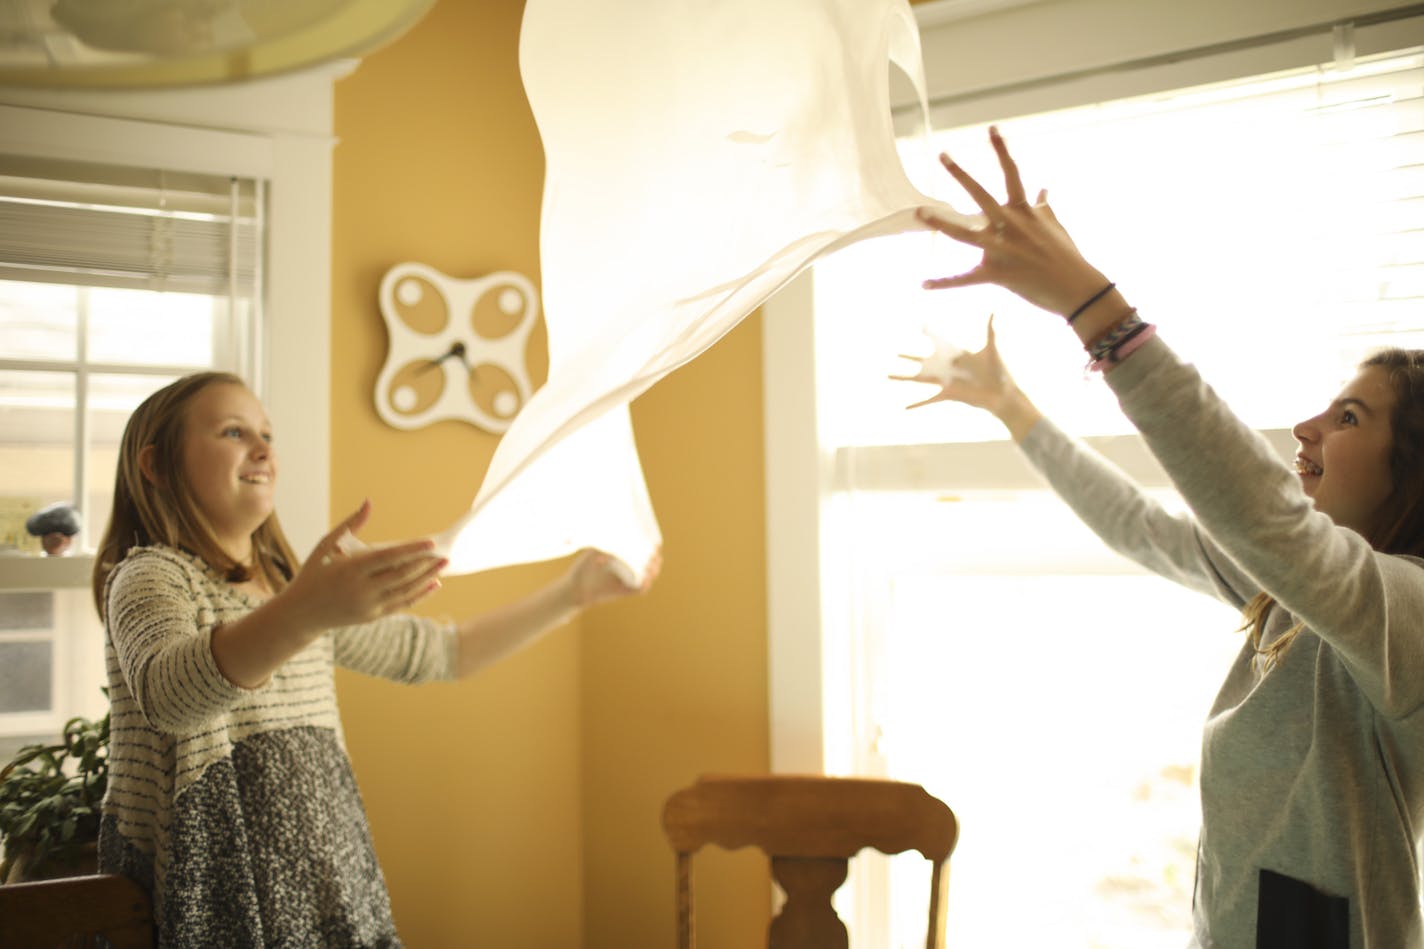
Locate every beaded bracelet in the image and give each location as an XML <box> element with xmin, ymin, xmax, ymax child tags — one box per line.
<box><xmin>1085</xmin><ymin>309</ymin><xmax>1156</xmax><ymax>372</ymax></box>
<box><xmin>1089</xmin><ymin>323</ymin><xmax>1156</xmax><ymax>373</ymax></box>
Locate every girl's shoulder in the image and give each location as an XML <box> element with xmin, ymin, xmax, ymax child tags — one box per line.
<box><xmin>1391</xmin><ymin>552</ymin><xmax>1424</xmax><ymax>575</ymax></box>
<box><xmin>118</xmin><ymin>543</ymin><xmax>202</xmax><ymax>569</ymax></box>
<box><xmin>1372</xmin><ymin>552</ymin><xmax>1424</xmax><ymax>603</ymax></box>
<box><xmin>109</xmin><ymin>544</ymin><xmax>215</xmax><ymax>591</ymax></box>
<box><xmin>110</xmin><ymin>545</ymin><xmax>263</xmax><ymax>610</ymax></box>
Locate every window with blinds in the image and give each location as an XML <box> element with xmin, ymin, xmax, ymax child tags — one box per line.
<box><xmin>0</xmin><ymin>156</ymin><xmax>263</xmax><ymax>554</ymax></box>
<box><xmin>0</xmin><ymin>155</ymin><xmax>263</xmax><ymax>751</ymax></box>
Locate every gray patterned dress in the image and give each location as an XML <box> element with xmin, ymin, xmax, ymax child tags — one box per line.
<box><xmin>98</xmin><ymin>545</ymin><xmax>458</xmax><ymax>948</ymax></box>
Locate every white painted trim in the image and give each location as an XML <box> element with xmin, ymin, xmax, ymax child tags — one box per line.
<box><xmin>0</xmin><ymin>710</ymin><xmax>63</xmax><ymax>740</ymax></box>
<box><xmin>907</xmin><ymin>8</ymin><xmax>1424</xmax><ymax>132</ymax></box>
<box><xmin>0</xmin><ymin>103</ymin><xmax>274</xmax><ymax>176</ymax></box>
<box><xmin>833</xmin><ymin>431</ymin><xmax>1297</xmax><ymax>493</ymax></box>
<box><xmin>0</xmin><ymin>60</ymin><xmax>348</xmax><ymax>137</ymax></box>
<box><xmin>763</xmin><ymin>271</ymin><xmax>828</xmax><ymax>775</ymax></box>
<box><xmin>0</xmin><ymin>555</ymin><xmax>93</xmax><ymax>592</ymax></box>
<box><xmin>909</xmin><ymin>0</ymin><xmax>1424</xmax><ymax>122</ymax></box>
<box><xmin>264</xmin><ymin>130</ymin><xmax>333</xmax><ymax>556</ymax></box>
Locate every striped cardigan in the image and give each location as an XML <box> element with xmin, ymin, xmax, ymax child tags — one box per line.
<box><xmin>98</xmin><ymin>545</ymin><xmax>458</xmax><ymax>948</ymax></box>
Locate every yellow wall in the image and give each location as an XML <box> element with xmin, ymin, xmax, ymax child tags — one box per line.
<box><xmin>583</xmin><ymin>317</ymin><xmax>771</xmax><ymax>947</ymax></box>
<box><xmin>331</xmin><ymin>1</ymin><xmax>579</xmax><ymax>945</ymax></box>
<box><xmin>330</xmin><ymin>0</ymin><xmax>771</xmax><ymax>945</ymax></box>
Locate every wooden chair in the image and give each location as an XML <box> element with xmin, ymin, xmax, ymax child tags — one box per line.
<box><xmin>662</xmin><ymin>774</ymin><xmax>958</xmax><ymax>949</ymax></box>
<box><xmin>0</xmin><ymin>873</ymin><xmax>154</xmax><ymax>948</ymax></box>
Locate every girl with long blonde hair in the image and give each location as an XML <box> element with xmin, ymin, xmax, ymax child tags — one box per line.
<box><xmin>95</xmin><ymin>371</ymin><xmax>657</xmax><ymax>946</ymax></box>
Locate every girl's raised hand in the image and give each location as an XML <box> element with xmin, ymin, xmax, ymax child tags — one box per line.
<box><xmin>916</xmin><ymin>127</ymin><xmax>1110</xmax><ymax>319</ymax></box>
<box><xmin>890</xmin><ymin>315</ymin><xmax>1045</xmax><ymax>441</ymax></box>
<box><xmin>892</xmin><ymin>315</ymin><xmax>1016</xmax><ymax>413</ymax></box>
<box><xmin>281</xmin><ymin>500</ymin><xmax>446</xmax><ymax>631</ymax></box>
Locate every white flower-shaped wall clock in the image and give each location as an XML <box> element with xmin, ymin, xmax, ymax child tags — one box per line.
<box><xmin>374</xmin><ymin>262</ymin><xmax>540</xmax><ymax>433</ymax></box>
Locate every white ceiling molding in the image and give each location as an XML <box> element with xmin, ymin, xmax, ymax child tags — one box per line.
<box><xmin>912</xmin><ymin>0</ymin><xmax>1049</xmax><ymax>28</ymax></box>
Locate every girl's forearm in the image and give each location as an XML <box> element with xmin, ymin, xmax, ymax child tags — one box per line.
<box><xmin>454</xmin><ymin>575</ymin><xmax>581</xmax><ymax>678</ymax></box>
<box><xmin>210</xmin><ymin>595</ymin><xmax>324</xmax><ymax>689</ymax></box>
<box><xmin>996</xmin><ymin>386</ymin><xmax>1044</xmax><ymax>443</ymax></box>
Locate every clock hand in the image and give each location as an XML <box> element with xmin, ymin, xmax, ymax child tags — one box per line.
<box><xmin>414</xmin><ymin>341</ymin><xmax>470</xmax><ymax>376</ymax></box>
<box><xmin>447</xmin><ymin>341</ymin><xmax>479</xmax><ymax>380</ymax></box>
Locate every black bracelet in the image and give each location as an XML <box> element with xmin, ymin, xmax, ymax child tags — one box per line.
<box><xmin>1067</xmin><ymin>282</ymin><xmax>1116</xmax><ymax>324</ymax></box>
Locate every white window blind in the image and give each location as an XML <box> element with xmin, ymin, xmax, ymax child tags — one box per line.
<box><xmin>0</xmin><ymin>155</ymin><xmax>261</xmax><ymax>297</ymax></box>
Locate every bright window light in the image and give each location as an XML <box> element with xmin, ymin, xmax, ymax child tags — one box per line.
<box><xmin>817</xmin><ymin>49</ymin><xmax>1424</xmax><ymax>448</ymax></box>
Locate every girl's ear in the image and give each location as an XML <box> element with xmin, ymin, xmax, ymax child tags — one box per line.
<box><xmin>137</xmin><ymin>445</ymin><xmax>161</xmax><ymax>486</ymax></box>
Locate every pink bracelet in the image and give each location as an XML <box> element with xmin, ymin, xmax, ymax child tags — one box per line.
<box><xmin>1089</xmin><ymin>322</ymin><xmax>1156</xmax><ymax>373</ymax></box>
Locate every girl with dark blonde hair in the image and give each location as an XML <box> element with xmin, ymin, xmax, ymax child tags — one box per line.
<box><xmin>93</xmin><ymin>371</ymin><xmax>297</xmax><ymax>612</ymax></box>
<box><xmin>94</xmin><ymin>371</ymin><xmax>658</xmax><ymax>946</ymax></box>
<box><xmin>898</xmin><ymin>128</ymin><xmax>1424</xmax><ymax>948</ymax></box>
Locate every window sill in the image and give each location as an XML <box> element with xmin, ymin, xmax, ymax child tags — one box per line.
<box><xmin>0</xmin><ymin>554</ymin><xmax>94</xmax><ymax>591</ymax></box>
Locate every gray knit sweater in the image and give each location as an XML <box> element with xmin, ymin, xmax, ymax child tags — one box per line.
<box><xmin>98</xmin><ymin>544</ymin><xmax>459</xmax><ymax>948</ymax></box>
<box><xmin>1018</xmin><ymin>335</ymin><xmax>1424</xmax><ymax>948</ymax></box>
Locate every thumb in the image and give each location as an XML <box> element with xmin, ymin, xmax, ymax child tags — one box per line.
<box><xmin>316</xmin><ymin>499</ymin><xmax>371</xmax><ymax>557</ymax></box>
<box><xmin>986</xmin><ymin>313</ymin><xmax>997</xmax><ymax>349</ymax></box>
<box><xmin>1036</xmin><ymin>189</ymin><xmax>1064</xmax><ymax>227</ymax></box>
<box><xmin>341</xmin><ymin>499</ymin><xmax>372</xmax><ymax>534</ymax></box>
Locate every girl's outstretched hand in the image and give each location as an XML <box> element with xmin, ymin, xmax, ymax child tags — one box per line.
<box><xmin>567</xmin><ymin>547</ymin><xmax>661</xmax><ymax>609</ymax></box>
<box><xmin>892</xmin><ymin>315</ymin><xmax>1017</xmax><ymax>413</ymax></box>
<box><xmin>890</xmin><ymin>315</ymin><xmax>1045</xmax><ymax>442</ymax></box>
<box><xmin>916</xmin><ymin>127</ymin><xmax>1111</xmax><ymax>319</ymax></box>
<box><xmin>282</xmin><ymin>500</ymin><xmax>446</xmax><ymax>630</ymax></box>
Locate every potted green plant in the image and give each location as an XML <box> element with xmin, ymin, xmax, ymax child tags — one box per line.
<box><xmin>0</xmin><ymin>708</ymin><xmax>109</xmax><ymax>883</ymax></box>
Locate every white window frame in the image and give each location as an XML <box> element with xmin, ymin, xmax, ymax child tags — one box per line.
<box><xmin>0</xmin><ymin>67</ymin><xmax>344</xmax><ymax>731</ymax></box>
